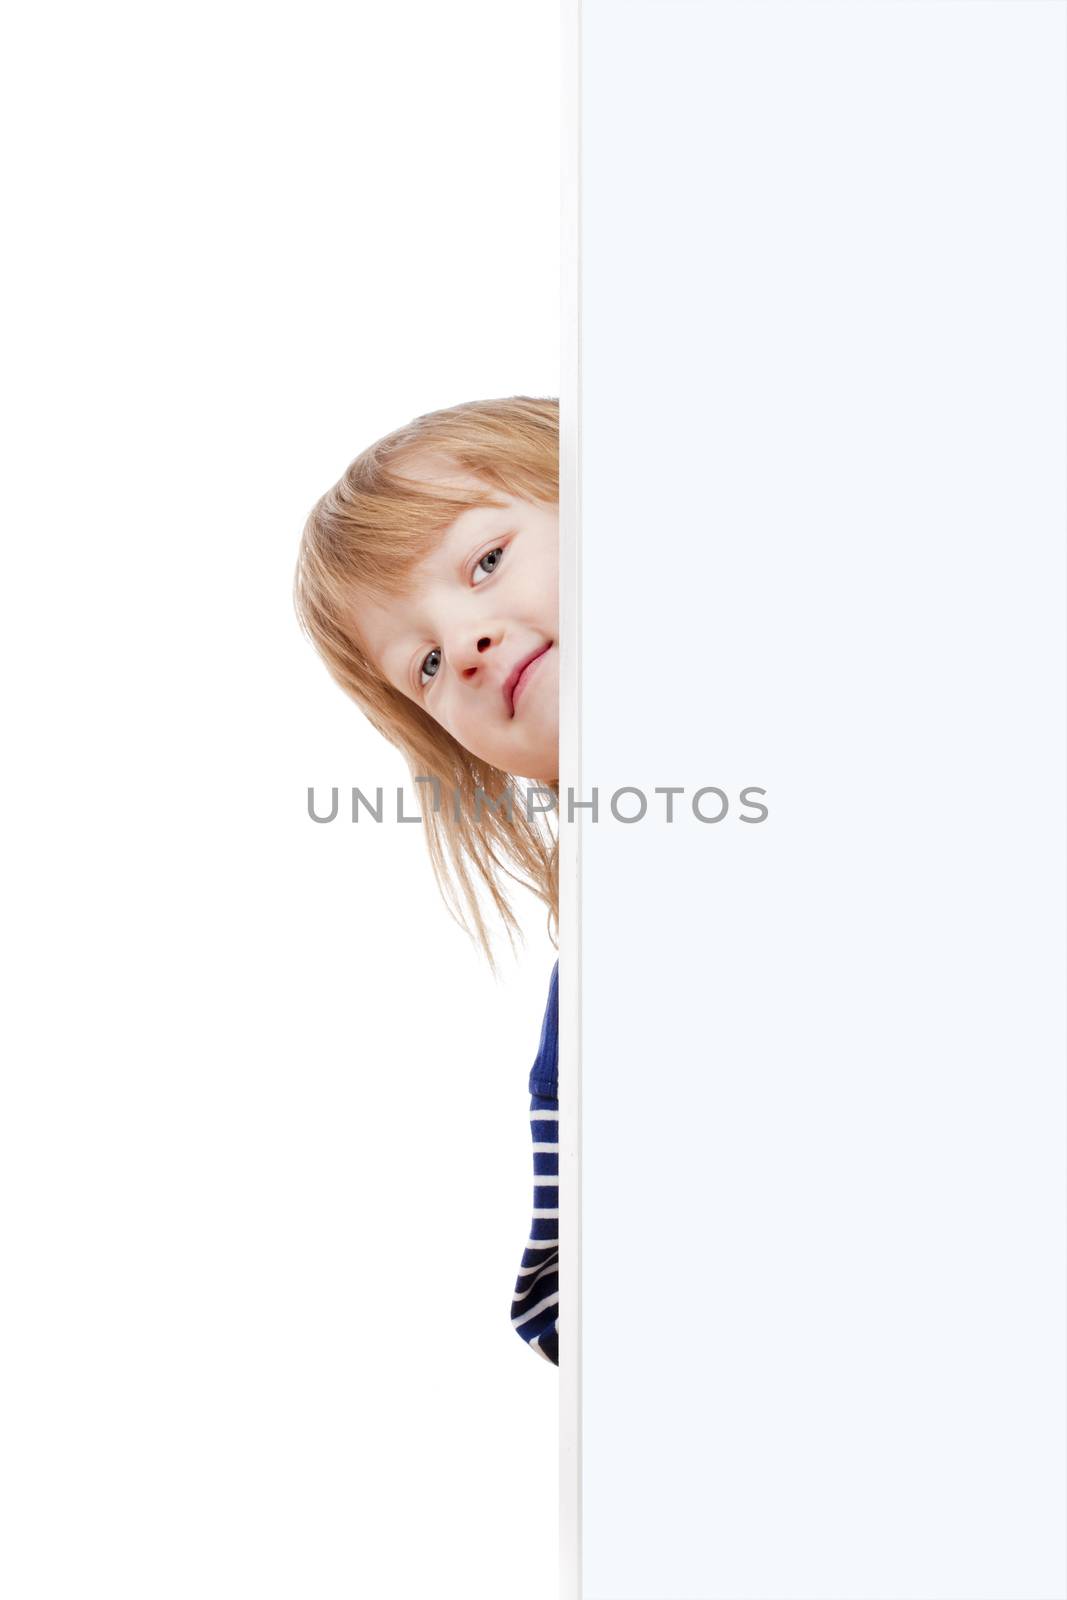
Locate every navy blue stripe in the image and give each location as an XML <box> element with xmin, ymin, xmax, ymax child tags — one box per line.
<box><xmin>511</xmin><ymin>960</ymin><xmax>561</xmax><ymax>1367</ymax></box>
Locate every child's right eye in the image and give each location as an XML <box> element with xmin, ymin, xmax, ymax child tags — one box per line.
<box><xmin>419</xmin><ymin>647</ymin><xmax>442</xmax><ymax>689</ymax></box>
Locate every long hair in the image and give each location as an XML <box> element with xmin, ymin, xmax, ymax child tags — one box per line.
<box><xmin>293</xmin><ymin>395</ymin><xmax>559</xmax><ymax>974</ymax></box>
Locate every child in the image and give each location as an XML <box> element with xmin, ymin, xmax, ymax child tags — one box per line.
<box><xmin>293</xmin><ymin>396</ymin><xmax>561</xmax><ymax>1366</ymax></box>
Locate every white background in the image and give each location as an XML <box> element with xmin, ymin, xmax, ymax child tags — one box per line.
<box><xmin>577</xmin><ymin>2</ymin><xmax>1066</xmax><ymax>1597</ymax></box>
<box><xmin>1</xmin><ymin>5</ymin><xmax>559</xmax><ymax>1597</ymax></box>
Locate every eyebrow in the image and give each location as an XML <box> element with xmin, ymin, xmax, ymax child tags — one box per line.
<box><xmin>383</xmin><ymin>641</ymin><xmax>416</xmax><ymax>695</ymax></box>
<box><xmin>372</xmin><ymin>620</ymin><xmax>416</xmax><ymax>691</ymax></box>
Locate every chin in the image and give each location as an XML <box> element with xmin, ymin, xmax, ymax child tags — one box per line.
<box><xmin>520</xmin><ymin>760</ymin><xmax>559</xmax><ymax>788</ymax></box>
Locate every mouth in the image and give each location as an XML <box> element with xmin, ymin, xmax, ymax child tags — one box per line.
<box><xmin>504</xmin><ymin>642</ymin><xmax>553</xmax><ymax>717</ymax></box>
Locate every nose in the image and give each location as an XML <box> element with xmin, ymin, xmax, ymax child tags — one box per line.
<box><xmin>451</xmin><ymin>621</ymin><xmax>505</xmax><ymax>679</ymax></box>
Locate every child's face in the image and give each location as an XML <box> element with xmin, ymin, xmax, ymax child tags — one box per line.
<box><xmin>350</xmin><ymin>461</ymin><xmax>560</xmax><ymax>784</ymax></box>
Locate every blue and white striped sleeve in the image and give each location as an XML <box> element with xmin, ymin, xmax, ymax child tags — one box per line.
<box><xmin>510</xmin><ymin>959</ymin><xmax>560</xmax><ymax>1366</ymax></box>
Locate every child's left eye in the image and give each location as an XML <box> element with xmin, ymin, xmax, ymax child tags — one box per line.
<box><xmin>472</xmin><ymin>546</ymin><xmax>505</xmax><ymax>585</ymax></box>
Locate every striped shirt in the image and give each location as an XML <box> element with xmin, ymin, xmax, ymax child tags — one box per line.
<box><xmin>510</xmin><ymin>958</ymin><xmax>560</xmax><ymax>1366</ymax></box>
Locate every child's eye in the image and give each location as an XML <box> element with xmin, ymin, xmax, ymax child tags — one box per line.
<box><xmin>472</xmin><ymin>546</ymin><xmax>505</xmax><ymax>585</ymax></box>
<box><xmin>419</xmin><ymin>646</ymin><xmax>442</xmax><ymax>689</ymax></box>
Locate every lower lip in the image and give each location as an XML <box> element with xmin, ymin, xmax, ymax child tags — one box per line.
<box><xmin>511</xmin><ymin>645</ymin><xmax>552</xmax><ymax>714</ymax></box>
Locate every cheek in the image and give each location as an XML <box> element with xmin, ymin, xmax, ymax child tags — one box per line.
<box><xmin>434</xmin><ymin>690</ymin><xmax>472</xmax><ymax>745</ymax></box>
<box><xmin>540</xmin><ymin>563</ymin><xmax>560</xmax><ymax>619</ymax></box>
<box><xmin>451</xmin><ymin>704</ymin><xmax>484</xmax><ymax>745</ymax></box>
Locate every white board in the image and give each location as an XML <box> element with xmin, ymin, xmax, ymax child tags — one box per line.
<box><xmin>563</xmin><ymin>2</ymin><xmax>1067</xmax><ymax>1595</ymax></box>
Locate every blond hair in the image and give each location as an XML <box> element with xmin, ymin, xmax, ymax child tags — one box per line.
<box><xmin>293</xmin><ymin>395</ymin><xmax>559</xmax><ymax>974</ymax></box>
